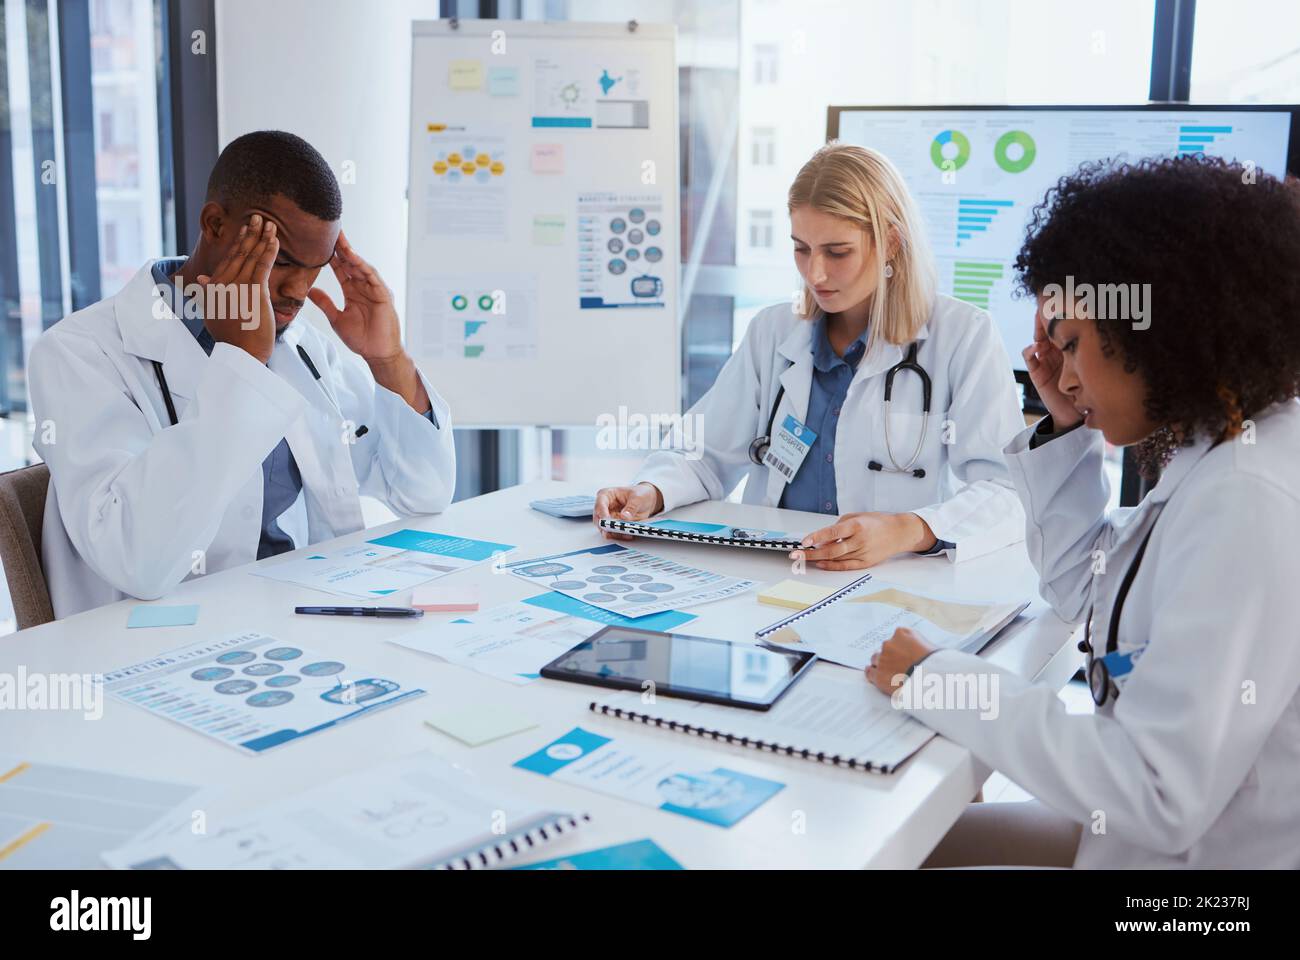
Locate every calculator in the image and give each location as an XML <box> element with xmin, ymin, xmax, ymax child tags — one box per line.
<box><xmin>529</xmin><ymin>495</ymin><xmax>598</xmax><ymax>519</ymax></box>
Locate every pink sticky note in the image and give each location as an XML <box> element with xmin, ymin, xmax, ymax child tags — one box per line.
<box><xmin>530</xmin><ymin>143</ymin><xmax>564</xmax><ymax>174</ymax></box>
<box><xmin>412</xmin><ymin>584</ymin><xmax>480</xmax><ymax>613</ymax></box>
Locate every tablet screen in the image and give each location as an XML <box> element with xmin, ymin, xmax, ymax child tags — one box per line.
<box><xmin>541</xmin><ymin>626</ymin><xmax>816</xmax><ymax>710</ymax></box>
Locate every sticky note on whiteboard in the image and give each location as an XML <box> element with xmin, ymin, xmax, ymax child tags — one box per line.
<box><xmin>532</xmin><ymin>214</ymin><xmax>565</xmax><ymax>246</ymax></box>
<box><xmin>449</xmin><ymin>59</ymin><xmax>484</xmax><ymax>90</ymax></box>
<box><xmin>487</xmin><ymin>66</ymin><xmax>519</xmax><ymax>96</ymax></box>
<box><xmin>529</xmin><ymin>143</ymin><xmax>564</xmax><ymax>174</ymax></box>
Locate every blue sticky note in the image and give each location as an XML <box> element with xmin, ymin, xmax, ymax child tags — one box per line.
<box><xmin>127</xmin><ymin>605</ymin><xmax>199</xmax><ymax>628</ymax></box>
<box><xmin>487</xmin><ymin>66</ymin><xmax>519</xmax><ymax>96</ymax></box>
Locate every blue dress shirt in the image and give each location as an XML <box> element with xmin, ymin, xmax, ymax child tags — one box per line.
<box><xmin>779</xmin><ymin>313</ymin><xmax>866</xmax><ymax>515</ymax></box>
<box><xmin>778</xmin><ymin>314</ymin><xmax>950</xmax><ymax>555</ymax></box>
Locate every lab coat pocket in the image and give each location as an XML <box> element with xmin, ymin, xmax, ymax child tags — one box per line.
<box><xmin>868</xmin><ymin>408</ymin><xmax>944</xmax><ymax>512</ymax></box>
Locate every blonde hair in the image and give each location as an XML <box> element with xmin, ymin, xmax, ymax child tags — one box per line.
<box><xmin>787</xmin><ymin>142</ymin><xmax>936</xmax><ymax>350</ymax></box>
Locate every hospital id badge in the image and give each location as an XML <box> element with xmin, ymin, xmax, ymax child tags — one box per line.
<box><xmin>763</xmin><ymin>414</ymin><xmax>818</xmax><ymax>485</ymax></box>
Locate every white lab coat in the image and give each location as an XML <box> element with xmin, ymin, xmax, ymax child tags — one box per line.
<box><xmin>900</xmin><ymin>400</ymin><xmax>1300</xmax><ymax>868</ymax></box>
<box><xmin>633</xmin><ymin>296</ymin><xmax>1026</xmax><ymax>560</ymax></box>
<box><xmin>30</xmin><ymin>260</ymin><xmax>456</xmax><ymax>618</ymax></box>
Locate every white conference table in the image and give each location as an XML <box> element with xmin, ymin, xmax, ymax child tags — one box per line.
<box><xmin>1</xmin><ymin>480</ymin><xmax>1082</xmax><ymax>869</ymax></box>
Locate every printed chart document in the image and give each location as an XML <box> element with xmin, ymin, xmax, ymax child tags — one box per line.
<box><xmin>103</xmin><ymin>753</ymin><xmax>587</xmax><ymax>870</ymax></box>
<box><xmin>756</xmin><ymin>574</ymin><xmax>1028</xmax><ymax>670</ymax></box>
<box><xmin>251</xmin><ymin>529</ymin><xmax>514</xmax><ymax>600</ymax></box>
<box><xmin>515</xmin><ymin>726</ymin><xmax>783</xmax><ymax>827</ymax></box>
<box><xmin>391</xmin><ymin>592</ymin><xmax>696</xmax><ymax>685</ymax></box>
<box><xmin>591</xmin><ymin>666</ymin><xmax>935</xmax><ymax>773</ymax></box>
<box><xmin>513</xmin><ymin>838</ymin><xmax>681</xmax><ymax>870</ymax></box>
<box><xmin>503</xmin><ymin>543</ymin><xmax>754</xmax><ymax>619</ymax></box>
<box><xmin>0</xmin><ymin>757</ymin><xmax>198</xmax><ymax>869</ymax></box>
<box><xmin>104</xmin><ymin>633</ymin><xmax>425</xmax><ymax>755</ymax></box>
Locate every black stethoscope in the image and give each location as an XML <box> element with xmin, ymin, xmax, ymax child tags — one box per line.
<box><xmin>1080</xmin><ymin>517</ymin><xmax>1158</xmax><ymax>706</ymax></box>
<box><xmin>150</xmin><ymin>344</ymin><xmax>369</xmax><ymax>438</ymax></box>
<box><xmin>748</xmin><ymin>341</ymin><xmax>932</xmax><ymax>478</ymax></box>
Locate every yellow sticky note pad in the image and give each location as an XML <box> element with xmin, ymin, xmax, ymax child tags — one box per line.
<box><xmin>532</xmin><ymin>214</ymin><xmax>565</xmax><ymax>246</ymax></box>
<box><xmin>449</xmin><ymin>59</ymin><xmax>484</xmax><ymax>90</ymax></box>
<box><xmin>426</xmin><ymin>704</ymin><xmax>537</xmax><ymax>747</ymax></box>
<box><xmin>758</xmin><ymin>579</ymin><xmax>836</xmax><ymax>611</ymax></box>
<box><xmin>529</xmin><ymin>143</ymin><xmax>564</xmax><ymax>174</ymax></box>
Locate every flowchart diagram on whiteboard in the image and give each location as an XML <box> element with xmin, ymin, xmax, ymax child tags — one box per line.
<box><xmin>405</xmin><ymin>20</ymin><xmax>681</xmax><ymax>426</ymax></box>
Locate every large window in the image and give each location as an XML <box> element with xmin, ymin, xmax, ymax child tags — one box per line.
<box><xmin>0</xmin><ymin>0</ymin><xmax>167</xmax><ymax>433</ymax></box>
<box><xmin>1191</xmin><ymin>0</ymin><xmax>1300</xmax><ymax>101</ymax></box>
<box><xmin>88</xmin><ymin>0</ymin><xmax>162</xmax><ymax>298</ymax></box>
<box><xmin>733</xmin><ymin>0</ymin><xmax>1157</xmax><ymax>343</ymax></box>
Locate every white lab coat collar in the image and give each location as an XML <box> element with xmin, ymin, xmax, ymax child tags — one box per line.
<box><xmin>117</xmin><ymin>258</ymin><xmax>315</xmax><ymax>402</ymax></box>
<box><xmin>777</xmin><ymin>305</ymin><xmax>933</xmax><ymax>382</ymax></box>
<box><xmin>1141</xmin><ymin>431</ymin><xmax>1217</xmax><ymax>506</ymax></box>
<box><xmin>856</xmin><ymin>303</ymin><xmax>933</xmax><ymax>381</ymax></box>
<box><xmin>115</xmin><ymin>259</ymin><xmax>182</xmax><ymax>363</ymax></box>
<box><xmin>115</xmin><ymin>260</ymin><xmax>212</xmax><ymax>403</ymax></box>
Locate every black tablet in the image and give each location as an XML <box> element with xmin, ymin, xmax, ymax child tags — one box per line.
<box><xmin>540</xmin><ymin>625</ymin><xmax>817</xmax><ymax>711</ymax></box>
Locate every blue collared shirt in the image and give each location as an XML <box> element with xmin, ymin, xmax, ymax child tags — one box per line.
<box><xmin>779</xmin><ymin>313</ymin><xmax>865</xmax><ymax>516</ymax></box>
<box><xmin>779</xmin><ymin>314</ymin><xmax>950</xmax><ymax>555</ymax></box>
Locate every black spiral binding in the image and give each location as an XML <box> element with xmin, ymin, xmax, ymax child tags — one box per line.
<box><xmin>587</xmin><ymin>702</ymin><xmax>893</xmax><ymax>775</ymax></box>
<box><xmin>433</xmin><ymin>812</ymin><xmax>591</xmax><ymax>870</ymax></box>
<box><xmin>597</xmin><ymin>518</ymin><xmax>801</xmax><ymax>551</ymax></box>
<box><xmin>754</xmin><ymin>572</ymin><xmax>875</xmax><ymax>640</ymax></box>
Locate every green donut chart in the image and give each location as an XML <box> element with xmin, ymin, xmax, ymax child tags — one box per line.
<box><xmin>994</xmin><ymin>130</ymin><xmax>1036</xmax><ymax>173</ymax></box>
<box><xmin>930</xmin><ymin>129</ymin><xmax>970</xmax><ymax>171</ymax></box>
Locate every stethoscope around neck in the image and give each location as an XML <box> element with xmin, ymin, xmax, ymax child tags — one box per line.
<box><xmin>1079</xmin><ymin>516</ymin><xmax>1159</xmax><ymax>706</ymax></box>
<box><xmin>748</xmin><ymin>341</ymin><xmax>933</xmax><ymax>478</ymax></box>
<box><xmin>150</xmin><ymin>344</ymin><xmax>367</xmax><ymax>438</ymax></box>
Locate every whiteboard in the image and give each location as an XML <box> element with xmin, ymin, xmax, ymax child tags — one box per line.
<box><xmin>405</xmin><ymin>19</ymin><xmax>681</xmax><ymax>427</ymax></box>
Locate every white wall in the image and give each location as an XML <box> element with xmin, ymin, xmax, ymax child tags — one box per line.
<box><xmin>215</xmin><ymin>0</ymin><xmax>433</xmax><ymax>327</ymax></box>
<box><xmin>216</xmin><ymin>0</ymin><xmax>436</xmax><ymax>517</ymax></box>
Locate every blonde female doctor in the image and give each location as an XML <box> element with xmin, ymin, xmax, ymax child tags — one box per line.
<box><xmin>870</xmin><ymin>156</ymin><xmax>1300</xmax><ymax>869</ymax></box>
<box><xmin>595</xmin><ymin>144</ymin><xmax>1025</xmax><ymax>567</ymax></box>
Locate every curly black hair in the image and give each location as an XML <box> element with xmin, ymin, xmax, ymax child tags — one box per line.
<box><xmin>206</xmin><ymin>130</ymin><xmax>342</xmax><ymax>222</ymax></box>
<box><xmin>1014</xmin><ymin>154</ymin><xmax>1300</xmax><ymax>474</ymax></box>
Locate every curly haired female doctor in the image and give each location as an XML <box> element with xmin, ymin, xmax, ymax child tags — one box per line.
<box><xmin>869</xmin><ymin>156</ymin><xmax>1300</xmax><ymax>869</ymax></box>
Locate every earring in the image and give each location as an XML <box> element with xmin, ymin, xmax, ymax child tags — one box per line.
<box><xmin>884</xmin><ymin>262</ymin><xmax>894</xmax><ymax>279</ymax></box>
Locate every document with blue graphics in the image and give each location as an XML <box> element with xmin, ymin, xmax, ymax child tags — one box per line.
<box><xmin>104</xmin><ymin>752</ymin><xmax>588</xmax><ymax>870</ymax></box>
<box><xmin>390</xmin><ymin>591</ymin><xmax>696</xmax><ymax>685</ymax></box>
<box><xmin>503</xmin><ymin>542</ymin><xmax>755</xmax><ymax>618</ymax></box>
<box><xmin>103</xmin><ymin>632</ymin><xmax>425</xmax><ymax>755</ymax></box>
<box><xmin>251</xmin><ymin>529</ymin><xmax>515</xmax><ymax>600</ymax></box>
<box><xmin>514</xmin><ymin>726</ymin><xmax>784</xmax><ymax>827</ymax></box>
<box><xmin>513</xmin><ymin>838</ymin><xmax>682</xmax><ymax>870</ymax></box>
<box><xmin>597</xmin><ymin>517</ymin><xmax>801</xmax><ymax>551</ymax></box>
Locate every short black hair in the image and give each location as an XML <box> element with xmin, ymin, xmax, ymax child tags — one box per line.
<box><xmin>205</xmin><ymin>130</ymin><xmax>342</xmax><ymax>222</ymax></box>
<box><xmin>1015</xmin><ymin>154</ymin><xmax>1300</xmax><ymax>471</ymax></box>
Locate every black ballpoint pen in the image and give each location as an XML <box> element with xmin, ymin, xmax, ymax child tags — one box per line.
<box><xmin>295</xmin><ymin>606</ymin><xmax>424</xmax><ymax>619</ymax></box>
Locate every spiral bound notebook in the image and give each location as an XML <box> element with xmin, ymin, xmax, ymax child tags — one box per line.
<box><xmin>103</xmin><ymin>753</ymin><xmax>591</xmax><ymax>870</ymax></box>
<box><xmin>598</xmin><ymin>517</ymin><xmax>802</xmax><ymax>551</ymax></box>
<box><xmin>588</xmin><ymin>666</ymin><xmax>936</xmax><ymax>774</ymax></box>
<box><xmin>433</xmin><ymin>811</ymin><xmax>591</xmax><ymax>870</ymax></box>
<box><xmin>755</xmin><ymin>573</ymin><xmax>1029</xmax><ymax>671</ymax></box>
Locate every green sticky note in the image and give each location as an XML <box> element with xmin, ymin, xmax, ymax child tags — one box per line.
<box><xmin>532</xmin><ymin>214</ymin><xmax>565</xmax><ymax>246</ymax></box>
<box><xmin>425</xmin><ymin>704</ymin><xmax>537</xmax><ymax>747</ymax></box>
<box><xmin>127</xmin><ymin>605</ymin><xmax>200</xmax><ymax>628</ymax></box>
<box><xmin>487</xmin><ymin>66</ymin><xmax>519</xmax><ymax>96</ymax></box>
